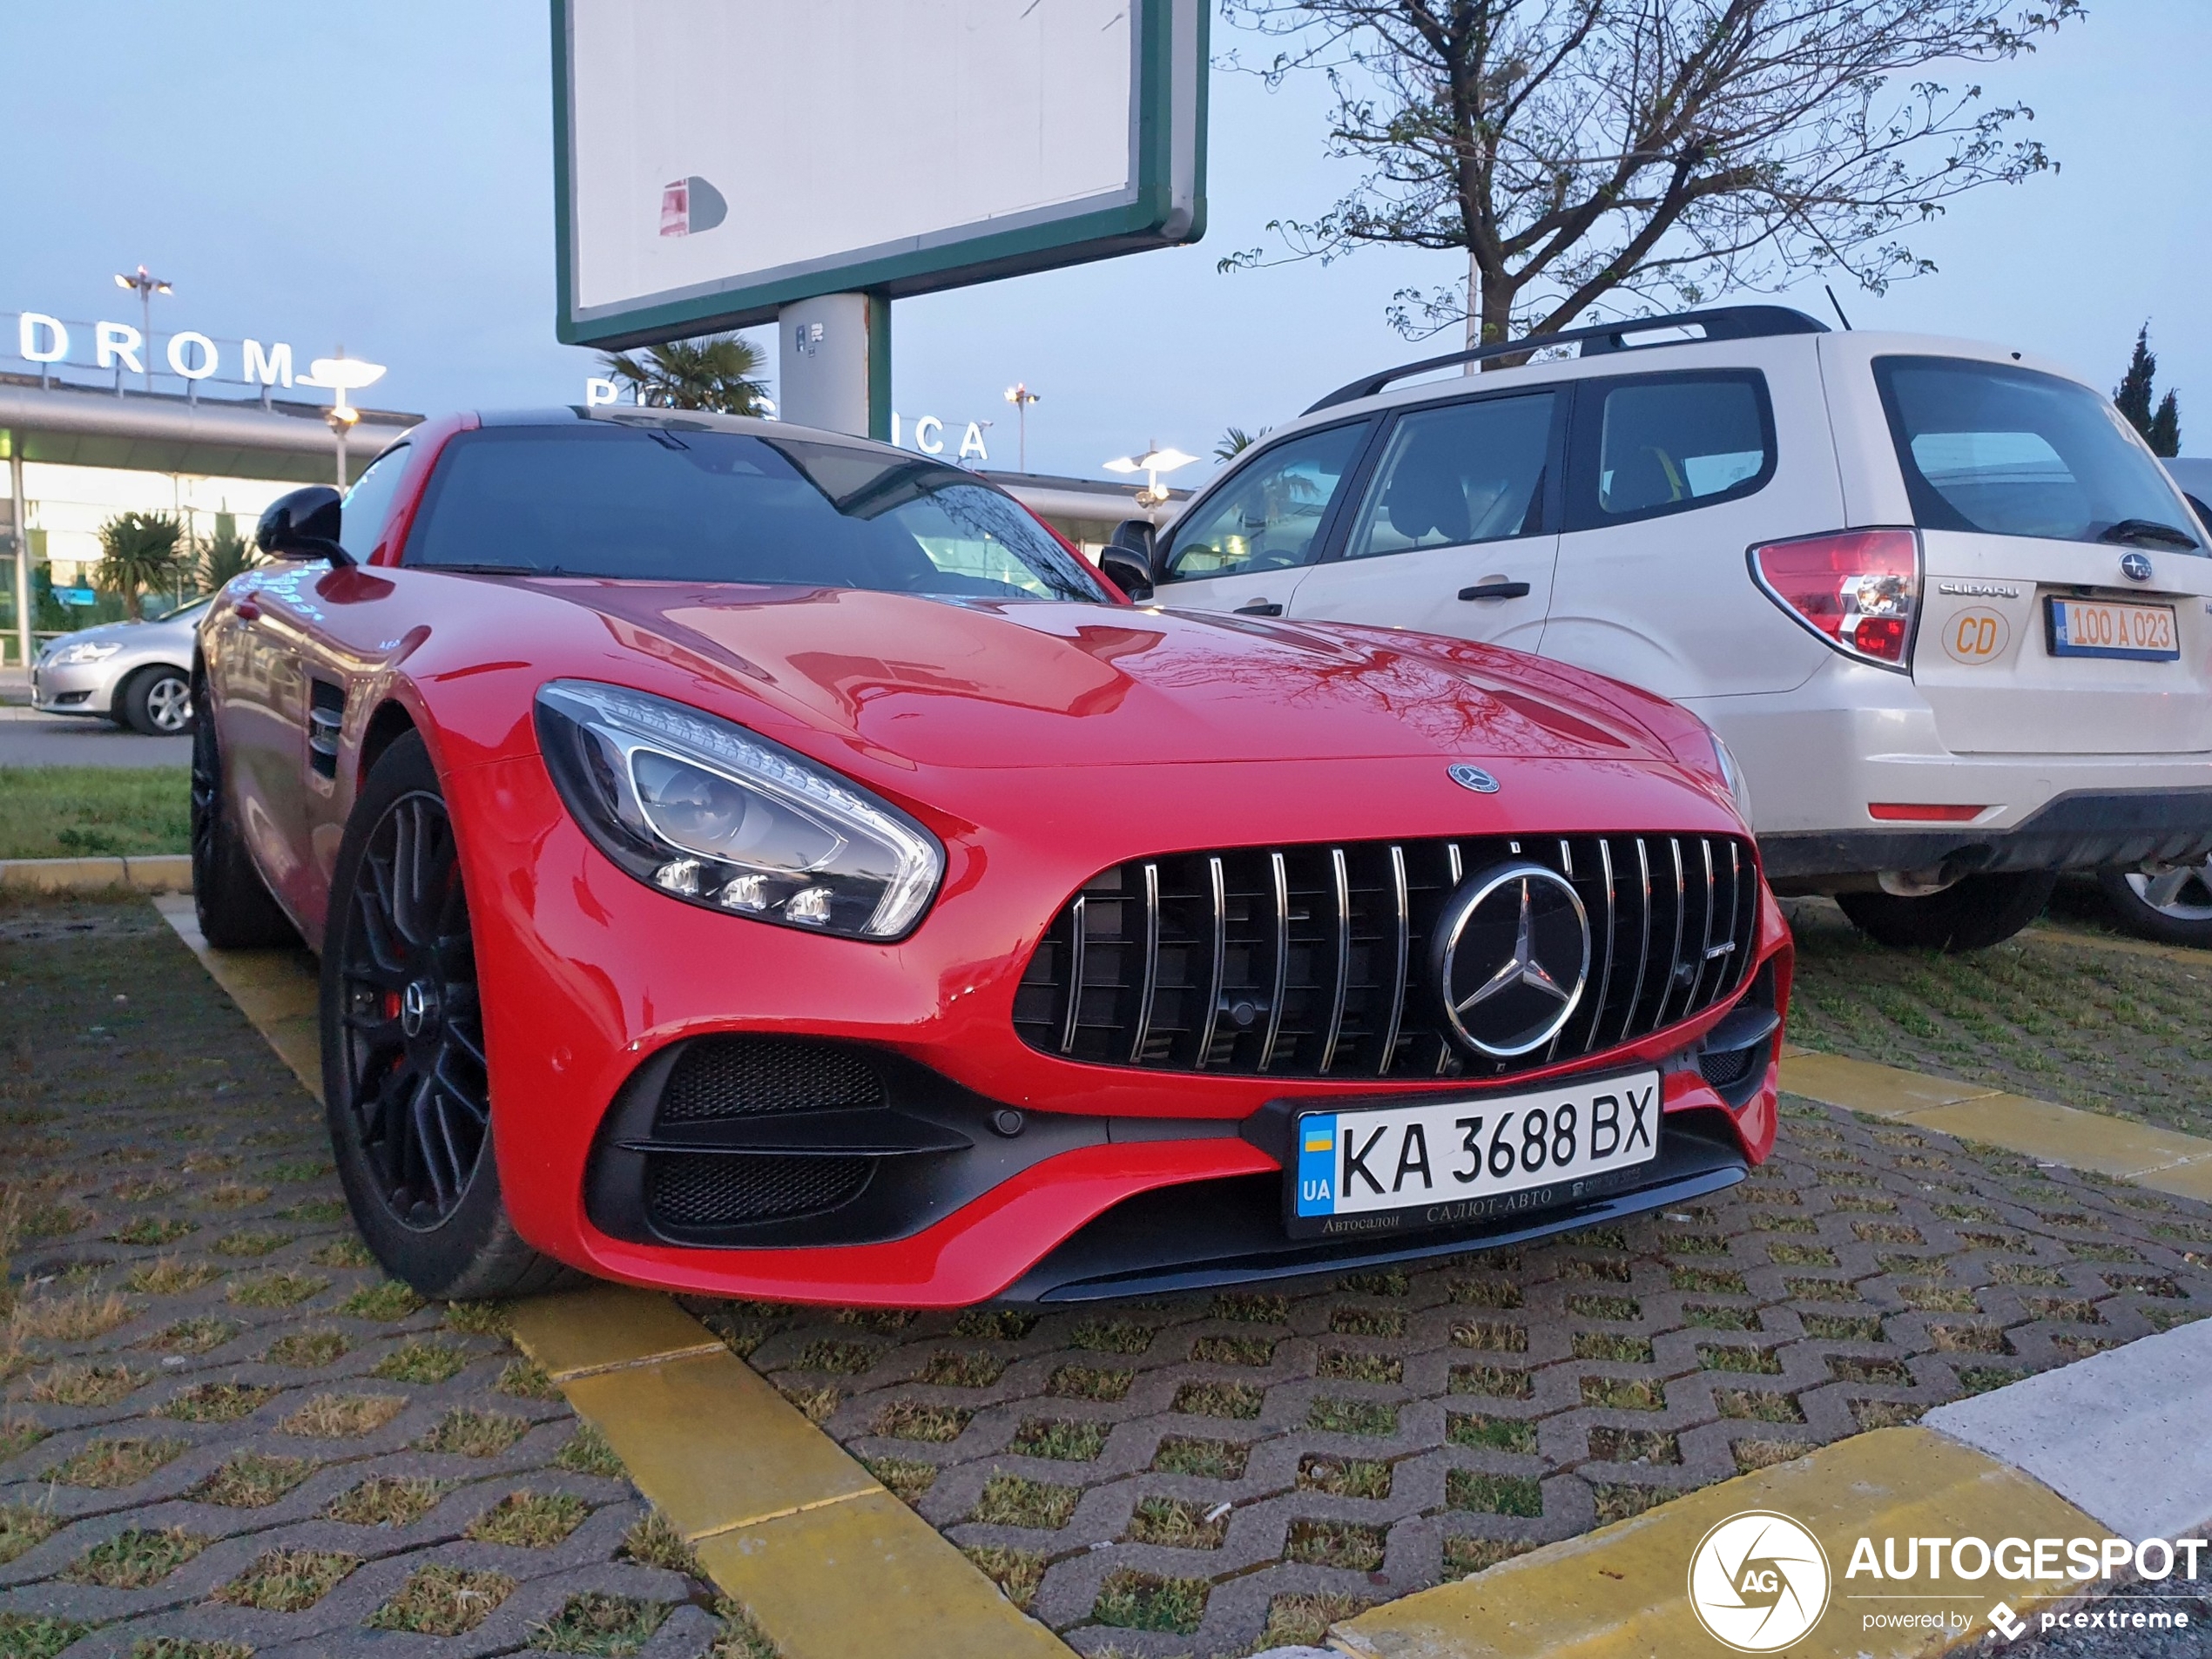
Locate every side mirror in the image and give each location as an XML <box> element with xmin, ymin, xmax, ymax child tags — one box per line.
<box><xmin>1100</xmin><ymin>518</ymin><xmax>1157</xmax><ymax>600</ymax></box>
<box><xmin>256</xmin><ymin>486</ymin><xmax>352</xmax><ymax>567</ymax></box>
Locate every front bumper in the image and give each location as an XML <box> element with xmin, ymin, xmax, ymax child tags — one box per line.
<box><xmin>454</xmin><ymin>752</ymin><xmax>1791</xmax><ymax>1306</ymax></box>
<box><xmin>30</xmin><ymin>659</ymin><xmax>119</xmax><ymax>715</ymax></box>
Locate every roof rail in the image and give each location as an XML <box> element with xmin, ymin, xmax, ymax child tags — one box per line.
<box><xmin>1303</xmin><ymin>305</ymin><xmax>1829</xmax><ymax>415</ymax></box>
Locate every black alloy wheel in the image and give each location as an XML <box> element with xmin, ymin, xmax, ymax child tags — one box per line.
<box><xmin>335</xmin><ymin>788</ymin><xmax>491</xmax><ymax>1228</ymax></box>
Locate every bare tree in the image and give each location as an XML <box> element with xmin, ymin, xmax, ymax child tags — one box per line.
<box><xmin>1218</xmin><ymin>0</ymin><xmax>2080</xmax><ymax>351</ymax></box>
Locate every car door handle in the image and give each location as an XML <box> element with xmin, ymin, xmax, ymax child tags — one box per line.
<box><xmin>234</xmin><ymin>601</ymin><xmax>262</xmax><ymax>621</ymax></box>
<box><xmin>1233</xmin><ymin>601</ymin><xmax>1284</xmax><ymax>617</ymax></box>
<box><xmin>1459</xmin><ymin>581</ymin><xmax>1531</xmax><ymax>602</ymax></box>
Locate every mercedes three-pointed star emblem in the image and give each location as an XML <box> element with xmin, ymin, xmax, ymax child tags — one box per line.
<box><xmin>1458</xmin><ymin>879</ymin><xmax>1575</xmax><ymax>1015</ymax></box>
<box><xmin>1431</xmin><ymin>862</ymin><xmax>1591</xmax><ymax>1057</ymax></box>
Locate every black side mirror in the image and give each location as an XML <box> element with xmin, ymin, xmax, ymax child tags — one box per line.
<box><xmin>256</xmin><ymin>486</ymin><xmax>351</xmax><ymax>567</ymax></box>
<box><xmin>1100</xmin><ymin>518</ymin><xmax>1157</xmax><ymax>600</ymax></box>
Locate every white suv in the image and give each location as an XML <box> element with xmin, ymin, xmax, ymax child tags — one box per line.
<box><xmin>1105</xmin><ymin>307</ymin><xmax>2212</xmax><ymax>952</ymax></box>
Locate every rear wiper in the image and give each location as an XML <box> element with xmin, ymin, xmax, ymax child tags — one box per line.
<box><xmin>2098</xmin><ymin>518</ymin><xmax>2200</xmax><ymax>550</ymax></box>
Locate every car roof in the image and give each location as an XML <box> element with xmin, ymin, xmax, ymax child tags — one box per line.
<box><xmin>472</xmin><ymin>405</ymin><xmax>910</xmax><ymax>462</ymax></box>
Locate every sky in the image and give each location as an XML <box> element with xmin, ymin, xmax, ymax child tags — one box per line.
<box><xmin>4</xmin><ymin>2</ymin><xmax>2208</xmax><ymax>482</ymax></box>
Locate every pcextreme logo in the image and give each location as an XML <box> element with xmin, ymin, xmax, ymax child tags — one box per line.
<box><xmin>1688</xmin><ymin>1510</ymin><xmax>1832</xmax><ymax>1651</ymax></box>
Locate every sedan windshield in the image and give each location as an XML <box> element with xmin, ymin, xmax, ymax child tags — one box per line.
<box><xmin>405</xmin><ymin>425</ymin><xmax>1109</xmax><ymax>601</ymax></box>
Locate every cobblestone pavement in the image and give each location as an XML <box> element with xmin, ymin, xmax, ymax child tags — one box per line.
<box><xmin>8</xmin><ymin>897</ymin><xmax>2212</xmax><ymax>1659</ymax></box>
<box><xmin>0</xmin><ymin>898</ymin><xmax>763</xmax><ymax>1659</ymax></box>
<box><xmin>1788</xmin><ymin>897</ymin><xmax>2212</xmax><ymax>1141</ymax></box>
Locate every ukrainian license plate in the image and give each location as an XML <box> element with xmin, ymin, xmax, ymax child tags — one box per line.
<box><xmin>1286</xmin><ymin>1070</ymin><xmax>1661</xmax><ymax>1239</ymax></box>
<box><xmin>2047</xmin><ymin>597</ymin><xmax>2178</xmax><ymax>661</ymax></box>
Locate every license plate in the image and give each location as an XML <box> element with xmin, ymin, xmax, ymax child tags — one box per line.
<box><xmin>2047</xmin><ymin>597</ymin><xmax>2178</xmax><ymax>661</ymax></box>
<box><xmin>1287</xmin><ymin>1070</ymin><xmax>1660</xmax><ymax>1239</ymax></box>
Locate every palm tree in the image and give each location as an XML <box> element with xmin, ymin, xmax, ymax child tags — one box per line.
<box><xmin>598</xmin><ymin>334</ymin><xmax>771</xmax><ymax>415</ymax></box>
<box><xmin>1215</xmin><ymin>426</ymin><xmax>1267</xmax><ymax>462</ymax></box>
<box><xmin>94</xmin><ymin>511</ymin><xmax>185</xmax><ymax>620</ymax></box>
<box><xmin>198</xmin><ymin>529</ymin><xmax>260</xmax><ymax>592</ymax></box>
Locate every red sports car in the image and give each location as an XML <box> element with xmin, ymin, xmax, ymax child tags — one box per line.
<box><xmin>191</xmin><ymin>408</ymin><xmax>1791</xmax><ymax>1307</ymax></box>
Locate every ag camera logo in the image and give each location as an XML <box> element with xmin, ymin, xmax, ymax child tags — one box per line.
<box><xmin>1688</xmin><ymin>1510</ymin><xmax>1831</xmax><ymax>1651</ymax></box>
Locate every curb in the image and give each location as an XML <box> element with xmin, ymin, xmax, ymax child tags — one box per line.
<box><xmin>0</xmin><ymin>852</ymin><xmax>191</xmax><ymax>892</ymax></box>
<box><xmin>1335</xmin><ymin>1320</ymin><xmax>2212</xmax><ymax>1657</ymax></box>
<box><xmin>2027</xmin><ymin>923</ymin><xmax>2212</xmax><ymax>970</ymax></box>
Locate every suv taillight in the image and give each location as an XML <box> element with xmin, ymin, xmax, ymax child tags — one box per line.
<box><xmin>1750</xmin><ymin>529</ymin><xmax>1921</xmax><ymax>671</ymax></box>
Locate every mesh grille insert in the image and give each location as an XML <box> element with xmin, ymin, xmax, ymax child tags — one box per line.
<box><xmin>647</xmin><ymin>1153</ymin><xmax>873</xmax><ymax>1227</ymax></box>
<box><xmin>657</xmin><ymin>1038</ymin><xmax>885</xmax><ymax>1123</ymax></box>
<box><xmin>1013</xmin><ymin>833</ymin><xmax>1757</xmax><ymax>1082</ymax></box>
<box><xmin>1697</xmin><ymin>1044</ymin><xmax>1759</xmax><ymax>1089</ymax></box>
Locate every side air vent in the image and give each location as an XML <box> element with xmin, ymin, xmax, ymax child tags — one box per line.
<box><xmin>657</xmin><ymin>1038</ymin><xmax>886</xmax><ymax>1123</ymax></box>
<box><xmin>647</xmin><ymin>1152</ymin><xmax>874</xmax><ymax>1227</ymax></box>
<box><xmin>1013</xmin><ymin>834</ymin><xmax>1758</xmax><ymax>1083</ymax></box>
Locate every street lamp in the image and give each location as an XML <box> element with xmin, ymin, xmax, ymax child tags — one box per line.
<box><xmin>112</xmin><ymin>265</ymin><xmax>173</xmax><ymax>391</ymax></box>
<box><xmin>1103</xmin><ymin>443</ymin><xmax>1197</xmax><ymax>508</ymax></box>
<box><xmin>1003</xmin><ymin>382</ymin><xmax>1041</xmax><ymax>472</ymax></box>
<box><xmin>299</xmin><ymin>351</ymin><xmax>388</xmax><ymax>486</ymax></box>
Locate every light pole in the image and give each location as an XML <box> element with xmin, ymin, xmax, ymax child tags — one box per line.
<box><xmin>1003</xmin><ymin>382</ymin><xmax>1040</xmax><ymax>472</ymax></box>
<box><xmin>300</xmin><ymin>351</ymin><xmax>388</xmax><ymax>486</ymax></box>
<box><xmin>1103</xmin><ymin>443</ymin><xmax>1197</xmax><ymax>509</ymax></box>
<box><xmin>112</xmin><ymin>265</ymin><xmax>173</xmax><ymax>391</ymax></box>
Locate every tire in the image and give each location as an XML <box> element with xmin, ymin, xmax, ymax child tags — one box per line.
<box><xmin>121</xmin><ymin>664</ymin><xmax>195</xmax><ymax>735</ymax></box>
<box><xmin>320</xmin><ymin>732</ymin><xmax>566</xmax><ymax>1300</ymax></box>
<box><xmin>1834</xmin><ymin>871</ymin><xmax>2058</xmax><ymax>953</ymax></box>
<box><xmin>190</xmin><ymin>687</ymin><xmax>300</xmax><ymax>949</ymax></box>
<box><xmin>2094</xmin><ymin>860</ymin><xmax>2212</xmax><ymax>948</ymax></box>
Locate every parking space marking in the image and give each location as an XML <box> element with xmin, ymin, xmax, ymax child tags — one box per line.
<box><xmin>1779</xmin><ymin>1049</ymin><xmax>2212</xmax><ymax>1202</ymax></box>
<box><xmin>1335</xmin><ymin>1426</ymin><xmax>2101</xmax><ymax>1659</ymax></box>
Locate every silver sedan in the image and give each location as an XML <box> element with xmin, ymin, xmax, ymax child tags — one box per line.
<box><xmin>30</xmin><ymin>598</ymin><xmax>205</xmax><ymax>735</ymax></box>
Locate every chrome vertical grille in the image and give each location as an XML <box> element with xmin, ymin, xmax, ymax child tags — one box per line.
<box><xmin>1010</xmin><ymin>834</ymin><xmax>1759</xmax><ymax>1082</ymax></box>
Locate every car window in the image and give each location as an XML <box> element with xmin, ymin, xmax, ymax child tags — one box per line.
<box><xmin>405</xmin><ymin>427</ymin><xmax>1108</xmax><ymax>602</ymax></box>
<box><xmin>1345</xmin><ymin>394</ymin><xmax>1554</xmax><ymax>560</ymax></box>
<box><xmin>339</xmin><ymin>443</ymin><xmax>412</xmax><ymax>562</ymax></box>
<box><xmin>1161</xmin><ymin>422</ymin><xmax>1369</xmax><ymax>582</ymax></box>
<box><xmin>1874</xmin><ymin>356</ymin><xmax>2201</xmax><ymax>550</ymax></box>
<box><xmin>1568</xmin><ymin>372</ymin><xmax>1773</xmax><ymax>528</ymax></box>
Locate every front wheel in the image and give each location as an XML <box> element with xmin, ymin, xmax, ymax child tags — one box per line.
<box><xmin>2095</xmin><ymin>860</ymin><xmax>2212</xmax><ymax>948</ymax></box>
<box><xmin>320</xmin><ymin>732</ymin><xmax>566</xmax><ymax>1300</ymax></box>
<box><xmin>1834</xmin><ymin>871</ymin><xmax>2057</xmax><ymax>953</ymax></box>
<box><xmin>122</xmin><ymin>665</ymin><xmax>195</xmax><ymax>735</ymax></box>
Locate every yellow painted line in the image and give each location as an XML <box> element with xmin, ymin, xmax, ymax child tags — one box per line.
<box><xmin>1336</xmin><ymin>1427</ymin><xmax>2101</xmax><ymax>1659</ymax></box>
<box><xmin>2027</xmin><ymin>924</ymin><xmax>2212</xmax><ymax>970</ymax></box>
<box><xmin>1779</xmin><ymin>1048</ymin><xmax>2212</xmax><ymax>1203</ymax></box>
<box><xmin>153</xmin><ymin>892</ymin><xmax>324</xmax><ymax>1101</ymax></box>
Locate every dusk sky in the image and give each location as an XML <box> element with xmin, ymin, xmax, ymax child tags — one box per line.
<box><xmin>4</xmin><ymin>1</ymin><xmax>2206</xmax><ymax>480</ymax></box>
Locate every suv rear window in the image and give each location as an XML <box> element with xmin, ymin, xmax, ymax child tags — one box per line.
<box><xmin>406</xmin><ymin>425</ymin><xmax>1109</xmax><ymax>600</ymax></box>
<box><xmin>1873</xmin><ymin>356</ymin><xmax>2200</xmax><ymax>550</ymax></box>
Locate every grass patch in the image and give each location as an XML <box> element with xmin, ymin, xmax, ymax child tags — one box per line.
<box><xmin>12</xmin><ymin>1288</ymin><xmax>132</xmax><ymax>1340</ymax></box>
<box><xmin>1190</xmin><ymin>1333</ymin><xmax>1276</xmax><ymax>1366</ymax></box>
<box><xmin>961</xmin><ymin>1545</ymin><xmax>1045</xmax><ymax>1611</ymax></box>
<box><xmin>971</xmin><ymin>1474</ymin><xmax>1078</xmax><ymax>1528</ymax></box>
<box><xmin>0</xmin><ymin>1504</ymin><xmax>60</xmax><ymax>1567</ymax></box>
<box><xmin>1852</xmin><ymin>1399</ymin><xmax>1926</xmax><ymax>1429</ymax></box>
<box><xmin>1127</xmin><ymin>1494</ymin><xmax>1230</xmax><ymax>1548</ymax></box>
<box><xmin>199</xmin><ymin>1182</ymin><xmax>272</xmax><ymax>1209</ymax></box>
<box><xmin>327</xmin><ymin>1474</ymin><xmax>445</xmax><ymax>1527</ymax></box>
<box><xmin>29</xmin><ymin>1361</ymin><xmax>144</xmax><ymax>1406</ymax></box>
<box><xmin>308</xmin><ymin>1237</ymin><xmax>375</xmax><ymax>1268</ymax></box>
<box><xmin>266</xmin><ymin>1328</ymin><xmax>347</xmax><ymax>1367</ymax></box>
<box><xmin>227</xmin><ymin>1270</ymin><xmax>327</xmax><ymax>1308</ymax></box>
<box><xmin>860</xmin><ymin>1456</ymin><xmax>938</xmax><ymax>1506</ymax></box>
<box><xmin>1447</xmin><ymin>1468</ymin><xmax>1544</xmax><ymax>1516</ymax></box>
<box><xmin>1174</xmin><ymin>1379</ymin><xmax>1264</xmax><ymax>1419</ymax></box>
<box><xmin>1716</xmin><ymin>1387</ymin><xmax>1805</xmax><ymax>1423</ymax></box>
<box><xmin>1309</xmin><ymin>1396</ymin><xmax>1399</xmax><ymax>1437</ymax></box>
<box><xmin>619</xmin><ymin>1508</ymin><xmax>704</xmax><ymax>1575</ymax></box>
<box><xmin>499</xmin><ymin>1359</ymin><xmax>560</xmax><ymax>1399</ymax></box>
<box><xmin>1448</xmin><ymin>1277</ymin><xmax>1524</xmax><ymax>1308</ymax></box>
<box><xmin>797</xmin><ymin>1338</ymin><xmax>878</xmax><ymax>1374</ymax></box>
<box><xmin>1330</xmin><ymin>1305</ymin><xmax>1408</xmax><ymax>1337</ymax></box>
<box><xmin>1047</xmin><ymin>1364</ymin><xmax>1133</xmax><ymax>1401</ymax></box>
<box><xmin>0</xmin><ymin>766</ymin><xmax>187</xmax><ymax>860</ymax></box>
<box><xmin>1594</xmin><ymin>1482</ymin><xmax>1674</xmax><ymax>1524</ymax></box>
<box><xmin>779</xmin><ymin>1384</ymin><xmax>839</xmax><ymax>1423</ymax></box>
<box><xmin>469</xmin><ymin>1489</ymin><xmax>590</xmax><ymax>1548</ymax></box>
<box><xmin>527</xmin><ymin>1590</ymin><xmax>667</xmax><ymax>1655</ymax></box>
<box><xmin>1210</xmin><ymin>1291</ymin><xmax>1289</xmax><ymax>1323</ymax></box>
<box><xmin>0</xmin><ymin>1413</ymin><xmax>44</xmax><ymax>1461</ymax></box>
<box><xmin>443</xmin><ymin>1299</ymin><xmax>513</xmax><ymax>1335</ymax></box>
<box><xmin>951</xmin><ymin>1309</ymin><xmax>1037</xmax><ymax>1339</ymax></box>
<box><xmin>368</xmin><ymin>1563</ymin><xmax>517</xmax><ymax>1635</ymax></box>
<box><xmin>1734</xmin><ymin>1437</ymin><xmax>1815</xmax><ymax>1474</ymax></box>
<box><xmin>1299</xmin><ymin>1453</ymin><xmax>1393</xmax><ymax>1497</ymax></box>
<box><xmin>1318</xmin><ymin>1347</ymin><xmax>1405</xmax><ymax>1384</ymax></box>
<box><xmin>47</xmin><ymin>1435</ymin><xmax>186</xmax><ymax>1488</ymax></box>
<box><xmin>1803</xmin><ymin>1313</ymin><xmax>1886</xmax><ymax>1342</ymax></box>
<box><xmin>284</xmin><ymin>1393</ymin><xmax>407</xmax><ymax>1439</ymax></box>
<box><xmin>917</xmin><ymin>1349</ymin><xmax>1006</xmax><ymax>1388</ymax></box>
<box><xmin>1442</xmin><ymin>1536</ymin><xmax>1538</xmax><ymax>1575</ymax></box>
<box><xmin>190</xmin><ymin>1452</ymin><xmax>314</xmax><ymax>1507</ymax></box>
<box><xmin>159</xmin><ymin>1381</ymin><xmax>273</xmax><ymax>1422</ymax></box>
<box><xmin>1448</xmin><ymin>1412</ymin><xmax>1538</xmax><ymax>1454</ymax></box>
<box><xmin>1151</xmin><ymin>1435</ymin><xmax>1247</xmax><ymax>1479</ymax></box>
<box><xmin>870</xmin><ymin>1400</ymin><xmax>970</xmax><ymax>1443</ymax></box>
<box><xmin>127</xmin><ymin>1255</ymin><xmax>223</xmax><ymax>1295</ymax></box>
<box><xmin>1581</xmin><ymin>1377</ymin><xmax>1666</xmax><ymax>1411</ymax></box>
<box><xmin>213</xmin><ymin>1547</ymin><xmax>361</xmax><ymax>1612</ymax></box>
<box><xmin>1572</xmin><ymin>1332</ymin><xmax>1655</xmax><ymax>1364</ymax></box>
<box><xmin>1091</xmin><ymin>1568</ymin><xmax>1209</xmax><ymax>1634</ymax></box>
<box><xmin>0</xmin><ymin>1615</ymin><xmax>84</xmax><ymax>1659</ymax></box>
<box><xmin>372</xmin><ymin>1339</ymin><xmax>469</xmax><ymax>1384</ymax></box>
<box><xmin>1287</xmin><ymin>1516</ymin><xmax>1387</xmax><ymax>1569</ymax></box>
<box><xmin>1698</xmin><ymin>1344</ymin><xmax>1782</xmax><ymax>1374</ymax></box>
<box><xmin>1450</xmin><ymin>1363</ymin><xmax>1534</xmax><ymax>1399</ymax></box>
<box><xmin>1010</xmin><ymin>1417</ymin><xmax>1107</xmax><ymax>1460</ymax></box>
<box><xmin>1588</xmin><ymin>1426</ymin><xmax>1681</xmax><ymax>1464</ymax></box>
<box><xmin>211</xmin><ymin>1229</ymin><xmax>288</xmax><ymax>1258</ymax></box>
<box><xmin>1670</xmin><ymin>1266</ymin><xmax>1749</xmax><ymax>1294</ymax></box>
<box><xmin>1452</xmin><ymin>1319</ymin><xmax>1528</xmax><ymax>1353</ymax></box>
<box><xmin>340</xmin><ymin>1279</ymin><xmax>423</xmax><ymax>1320</ymax></box>
<box><xmin>1260</xmin><ymin>1591</ymin><xmax>1380</xmax><ymax>1647</ymax></box>
<box><xmin>552</xmin><ymin>1424</ymin><xmax>625</xmax><ymax>1478</ymax></box>
<box><xmin>1070</xmin><ymin>1318</ymin><xmax>1156</xmax><ymax>1353</ymax></box>
<box><xmin>1828</xmin><ymin>1356</ymin><xmax>1914</xmax><ymax>1386</ymax></box>
<box><xmin>421</xmin><ymin>1406</ymin><xmax>529</xmax><ymax>1457</ymax></box>
<box><xmin>1567</xmin><ymin>1294</ymin><xmax>1641</xmax><ymax>1321</ymax></box>
<box><xmin>109</xmin><ymin>1216</ymin><xmax>194</xmax><ymax>1247</ymax></box>
<box><xmin>1683</xmin><ymin>1303</ymin><xmax>1761</xmax><ymax>1331</ymax></box>
<box><xmin>62</xmin><ymin>1526</ymin><xmax>206</xmax><ymax>1588</ymax></box>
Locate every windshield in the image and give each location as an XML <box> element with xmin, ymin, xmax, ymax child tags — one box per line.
<box><xmin>405</xmin><ymin>425</ymin><xmax>1109</xmax><ymax>601</ymax></box>
<box><xmin>1874</xmin><ymin>356</ymin><xmax>2200</xmax><ymax>550</ymax></box>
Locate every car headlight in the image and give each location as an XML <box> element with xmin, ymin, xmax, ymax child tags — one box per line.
<box><xmin>47</xmin><ymin>641</ymin><xmax>121</xmax><ymax>667</ymax></box>
<box><xmin>1709</xmin><ymin>730</ymin><xmax>1754</xmax><ymax>826</ymax></box>
<box><xmin>534</xmin><ymin>680</ymin><xmax>944</xmax><ymax>941</ymax></box>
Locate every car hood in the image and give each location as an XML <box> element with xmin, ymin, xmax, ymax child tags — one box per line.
<box><xmin>533</xmin><ymin>581</ymin><xmax>1687</xmax><ymax>773</ymax></box>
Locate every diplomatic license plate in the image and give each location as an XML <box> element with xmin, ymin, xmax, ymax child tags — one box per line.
<box><xmin>1286</xmin><ymin>1069</ymin><xmax>1660</xmax><ymax>1239</ymax></box>
<box><xmin>2047</xmin><ymin>596</ymin><xmax>2178</xmax><ymax>661</ymax></box>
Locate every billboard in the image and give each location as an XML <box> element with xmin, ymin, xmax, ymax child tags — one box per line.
<box><xmin>554</xmin><ymin>0</ymin><xmax>1207</xmax><ymax>348</ymax></box>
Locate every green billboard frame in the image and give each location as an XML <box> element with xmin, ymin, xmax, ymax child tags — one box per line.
<box><xmin>551</xmin><ymin>0</ymin><xmax>1207</xmax><ymax>350</ymax></box>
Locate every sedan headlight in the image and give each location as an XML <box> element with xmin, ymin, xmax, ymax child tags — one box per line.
<box><xmin>534</xmin><ymin>680</ymin><xmax>944</xmax><ymax>940</ymax></box>
<box><xmin>1709</xmin><ymin>730</ymin><xmax>1754</xmax><ymax>826</ymax></box>
<box><xmin>46</xmin><ymin>640</ymin><xmax>121</xmax><ymax>667</ymax></box>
